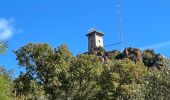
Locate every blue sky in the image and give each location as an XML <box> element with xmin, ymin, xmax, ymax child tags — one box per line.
<box><xmin>0</xmin><ymin>0</ymin><xmax>170</xmax><ymax>77</ymax></box>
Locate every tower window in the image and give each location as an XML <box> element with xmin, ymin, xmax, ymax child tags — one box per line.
<box><xmin>91</xmin><ymin>40</ymin><xmax>93</xmax><ymax>43</ymax></box>
<box><xmin>98</xmin><ymin>40</ymin><xmax>100</xmax><ymax>43</ymax></box>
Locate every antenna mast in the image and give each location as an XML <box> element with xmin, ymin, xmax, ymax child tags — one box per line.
<box><xmin>104</xmin><ymin>0</ymin><xmax>124</xmax><ymax>49</ymax></box>
<box><xmin>117</xmin><ymin>0</ymin><xmax>124</xmax><ymax>49</ymax></box>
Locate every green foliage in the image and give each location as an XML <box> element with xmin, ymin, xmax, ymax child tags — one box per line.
<box><xmin>0</xmin><ymin>42</ymin><xmax>12</xmax><ymax>99</ymax></box>
<box><xmin>69</xmin><ymin>54</ymin><xmax>103</xmax><ymax>99</ymax></box>
<box><xmin>0</xmin><ymin>67</ymin><xmax>12</xmax><ymax>100</ymax></box>
<box><xmin>14</xmin><ymin>43</ymin><xmax>170</xmax><ymax>100</ymax></box>
<box><xmin>0</xmin><ymin>41</ymin><xmax>7</xmax><ymax>54</ymax></box>
<box><xmin>15</xmin><ymin>43</ymin><xmax>70</xmax><ymax>99</ymax></box>
<box><xmin>15</xmin><ymin>43</ymin><xmax>104</xmax><ymax>99</ymax></box>
<box><xmin>13</xmin><ymin>72</ymin><xmax>46</xmax><ymax>100</ymax></box>
<box><xmin>98</xmin><ymin>59</ymin><xmax>147</xmax><ymax>99</ymax></box>
<box><xmin>107</xmin><ymin>50</ymin><xmax>122</xmax><ymax>60</ymax></box>
<box><xmin>43</xmin><ymin>44</ymin><xmax>74</xmax><ymax>99</ymax></box>
<box><xmin>15</xmin><ymin>43</ymin><xmax>54</xmax><ymax>81</ymax></box>
<box><xmin>142</xmin><ymin>69</ymin><xmax>170</xmax><ymax>100</ymax></box>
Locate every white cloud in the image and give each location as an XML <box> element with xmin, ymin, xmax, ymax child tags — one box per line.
<box><xmin>0</xmin><ymin>18</ymin><xmax>16</xmax><ymax>40</ymax></box>
<box><xmin>141</xmin><ymin>41</ymin><xmax>170</xmax><ymax>50</ymax></box>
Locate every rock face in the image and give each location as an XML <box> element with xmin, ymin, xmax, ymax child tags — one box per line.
<box><xmin>122</xmin><ymin>47</ymin><xmax>143</xmax><ymax>62</ymax></box>
<box><xmin>143</xmin><ymin>49</ymin><xmax>166</xmax><ymax>70</ymax></box>
<box><xmin>87</xmin><ymin>47</ymin><xmax>166</xmax><ymax>71</ymax></box>
<box><xmin>153</xmin><ymin>54</ymin><xmax>165</xmax><ymax>70</ymax></box>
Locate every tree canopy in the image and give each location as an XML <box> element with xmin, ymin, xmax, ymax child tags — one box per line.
<box><xmin>13</xmin><ymin>43</ymin><xmax>170</xmax><ymax>100</ymax></box>
<box><xmin>0</xmin><ymin>43</ymin><xmax>170</xmax><ymax>99</ymax></box>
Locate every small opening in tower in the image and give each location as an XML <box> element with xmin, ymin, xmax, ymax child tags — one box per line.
<box><xmin>91</xmin><ymin>40</ymin><xmax>93</xmax><ymax>43</ymax></box>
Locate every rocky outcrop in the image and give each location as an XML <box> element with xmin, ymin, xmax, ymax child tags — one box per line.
<box><xmin>153</xmin><ymin>54</ymin><xmax>165</xmax><ymax>70</ymax></box>
<box><xmin>122</xmin><ymin>47</ymin><xmax>143</xmax><ymax>62</ymax></box>
<box><xmin>87</xmin><ymin>47</ymin><xmax>166</xmax><ymax>71</ymax></box>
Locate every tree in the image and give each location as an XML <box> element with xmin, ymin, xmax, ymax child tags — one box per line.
<box><xmin>15</xmin><ymin>43</ymin><xmax>104</xmax><ymax>100</ymax></box>
<box><xmin>15</xmin><ymin>43</ymin><xmax>74</xmax><ymax>99</ymax></box>
<box><xmin>13</xmin><ymin>72</ymin><xmax>46</xmax><ymax>100</ymax></box>
<box><xmin>0</xmin><ymin>68</ymin><xmax>12</xmax><ymax>100</ymax></box>
<box><xmin>69</xmin><ymin>54</ymin><xmax>103</xmax><ymax>99</ymax></box>
<box><xmin>0</xmin><ymin>41</ymin><xmax>12</xmax><ymax>100</ymax></box>
<box><xmin>0</xmin><ymin>41</ymin><xmax>7</xmax><ymax>54</ymax></box>
<box><xmin>15</xmin><ymin>43</ymin><xmax>170</xmax><ymax>100</ymax></box>
<box><xmin>142</xmin><ymin>69</ymin><xmax>170</xmax><ymax>100</ymax></box>
<box><xmin>98</xmin><ymin>59</ymin><xmax>147</xmax><ymax>100</ymax></box>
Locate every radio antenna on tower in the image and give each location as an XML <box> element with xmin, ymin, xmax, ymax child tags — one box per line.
<box><xmin>104</xmin><ymin>0</ymin><xmax>124</xmax><ymax>50</ymax></box>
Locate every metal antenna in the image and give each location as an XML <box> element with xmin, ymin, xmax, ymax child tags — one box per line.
<box><xmin>117</xmin><ymin>0</ymin><xmax>124</xmax><ymax>50</ymax></box>
<box><xmin>104</xmin><ymin>0</ymin><xmax>124</xmax><ymax>49</ymax></box>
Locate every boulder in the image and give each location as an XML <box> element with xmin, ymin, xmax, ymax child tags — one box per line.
<box><xmin>122</xmin><ymin>47</ymin><xmax>143</xmax><ymax>62</ymax></box>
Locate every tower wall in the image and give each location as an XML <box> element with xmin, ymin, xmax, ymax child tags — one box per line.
<box><xmin>95</xmin><ymin>34</ymin><xmax>104</xmax><ymax>47</ymax></box>
<box><xmin>88</xmin><ymin>34</ymin><xmax>96</xmax><ymax>51</ymax></box>
<box><xmin>87</xmin><ymin>30</ymin><xmax>104</xmax><ymax>51</ymax></box>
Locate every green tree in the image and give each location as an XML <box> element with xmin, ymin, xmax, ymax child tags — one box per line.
<box><xmin>15</xmin><ymin>43</ymin><xmax>170</xmax><ymax>100</ymax></box>
<box><xmin>13</xmin><ymin>72</ymin><xmax>46</xmax><ymax>100</ymax></box>
<box><xmin>0</xmin><ymin>68</ymin><xmax>12</xmax><ymax>100</ymax></box>
<box><xmin>15</xmin><ymin>43</ymin><xmax>74</xmax><ymax>99</ymax></box>
<box><xmin>69</xmin><ymin>54</ymin><xmax>103</xmax><ymax>99</ymax></box>
<box><xmin>0</xmin><ymin>41</ymin><xmax>7</xmax><ymax>54</ymax></box>
<box><xmin>142</xmin><ymin>69</ymin><xmax>170</xmax><ymax>100</ymax></box>
<box><xmin>15</xmin><ymin>43</ymin><xmax>104</xmax><ymax>100</ymax></box>
<box><xmin>98</xmin><ymin>59</ymin><xmax>147</xmax><ymax>100</ymax></box>
<box><xmin>0</xmin><ymin>41</ymin><xmax>12</xmax><ymax>100</ymax></box>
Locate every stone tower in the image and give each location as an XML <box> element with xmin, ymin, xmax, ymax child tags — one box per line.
<box><xmin>86</xmin><ymin>29</ymin><xmax>104</xmax><ymax>51</ymax></box>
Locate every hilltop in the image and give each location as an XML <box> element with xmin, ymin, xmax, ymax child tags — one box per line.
<box><xmin>86</xmin><ymin>47</ymin><xmax>167</xmax><ymax>71</ymax></box>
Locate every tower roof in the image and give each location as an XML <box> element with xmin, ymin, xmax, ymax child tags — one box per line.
<box><xmin>86</xmin><ymin>30</ymin><xmax>104</xmax><ymax>36</ymax></box>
